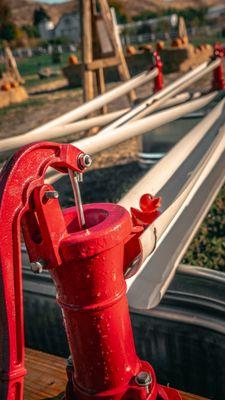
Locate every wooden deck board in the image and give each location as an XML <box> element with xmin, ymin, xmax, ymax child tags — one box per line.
<box><xmin>25</xmin><ymin>348</ymin><xmax>209</xmax><ymax>400</ymax></box>
<box><xmin>25</xmin><ymin>348</ymin><xmax>67</xmax><ymax>399</ymax></box>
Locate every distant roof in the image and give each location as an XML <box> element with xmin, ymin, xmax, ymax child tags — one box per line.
<box><xmin>207</xmin><ymin>4</ymin><xmax>225</xmax><ymax>14</ymax></box>
<box><xmin>54</xmin><ymin>11</ymin><xmax>78</xmax><ymax>29</ymax></box>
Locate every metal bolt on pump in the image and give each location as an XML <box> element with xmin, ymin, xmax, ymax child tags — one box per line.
<box><xmin>45</xmin><ymin>190</ymin><xmax>59</xmax><ymax>199</ymax></box>
<box><xmin>30</xmin><ymin>260</ymin><xmax>46</xmax><ymax>274</ymax></box>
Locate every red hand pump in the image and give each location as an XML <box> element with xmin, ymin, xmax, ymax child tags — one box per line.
<box><xmin>0</xmin><ymin>142</ymin><xmax>181</xmax><ymax>400</ymax></box>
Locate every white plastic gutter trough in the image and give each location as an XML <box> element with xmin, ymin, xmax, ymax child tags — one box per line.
<box><xmin>119</xmin><ymin>99</ymin><xmax>225</xmax><ymax>309</ymax></box>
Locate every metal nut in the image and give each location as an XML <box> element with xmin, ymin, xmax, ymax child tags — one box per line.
<box><xmin>135</xmin><ymin>371</ymin><xmax>152</xmax><ymax>386</ymax></box>
<box><xmin>30</xmin><ymin>260</ymin><xmax>46</xmax><ymax>274</ymax></box>
<box><xmin>67</xmin><ymin>355</ymin><xmax>73</xmax><ymax>369</ymax></box>
<box><xmin>78</xmin><ymin>153</ymin><xmax>92</xmax><ymax>169</ymax></box>
<box><xmin>45</xmin><ymin>190</ymin><xmax>59</xmax><ymax>199</ymax></box>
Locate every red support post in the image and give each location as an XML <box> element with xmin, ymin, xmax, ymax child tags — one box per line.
<box><xmin>212</xmin><ymin>44</ymin><xmax>225</xmax><ymax>90</ymax></box>
<box><xmin>152</xmin><ymin>51</ymin><xmax>163</xmax><ymax>93</ymax></box>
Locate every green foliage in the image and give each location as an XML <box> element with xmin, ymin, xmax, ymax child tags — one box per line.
<box><xmin>108</xmin><ymin>0</ymin><xmax>128</xmax><ymax>23</ymax></box>
<box><xmin>0</xmin><ymin>1</ymin><xmax>18</xmax><ymax>41</ymax></box>
<box><xmin>0</xmin><ymin>1</ymin><xmax>12</xmax><ymax>24</ymax></box>
<box><xmin>164</xmin><ymin>7</ymin><xmax>208</xmax><ymax>27</ymax></box>
<box><xmin>133</xmin><ymin>11</ymin><xmax>158</xmax><ymax>22</ymax></box>
<box><xmin>0</xmin><ymin>21</ymin><xmax>17</xmax><ymax>41</ymax></box>
<box><xmin>183</xmin><ymin>185</ymin><xmax>225</xmax><ymax>270</ymax></box>
<box><xmin>33</xmin><ymin>7</ymin><xmax>50</xmax><ymax>26</ymax></box>
<box><xmin>22</xmin><ymin>25</ymin><xmax>39</xmax><ymax>39</ymax></box>
<box><xmin>17</xmin><ymin>52</ymin><xmax>71</xmax><ymax>76</ymax></box>
<box><xmin>49</xmin><ymin>37</ymin><xmax>70</xmax><ymax>45</ymax></box>
<box><xmin>133</xmin><ymin>7</ymin><xmax>208</xmax><ymax>27</ymax></box>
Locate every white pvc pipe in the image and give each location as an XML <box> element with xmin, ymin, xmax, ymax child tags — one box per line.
<box><xmin>0</xmin><ymin>108</ymin><xmax>130</xmax><ymax>152</ymax></box>
<box><xmin>0</xmin><ymin>93</ymin><xmax>194</xmax><ymax>153</ymax></box>
<box><xmin>119</xmin><ymin>96</ymin><xmax>224</xmax><ymax>210</ymax></box>
<box><xmin>73</xmin><ymin>92</ymin><xmax>216</xmax><ymax>155</ymax></box>
<box><xmin>46</xmin><ymin>92</ymin><xmax>217</xmax><ymax>184</ymax></box>
<box><xmin>19</xmin><ymin>68</ymin><xmax>158</xmax><ymax>136</ymax></box>
<box><xmin>100</xmin><ymin>58</ymin><xmax>220</xmax><ymax>133</ymax></box>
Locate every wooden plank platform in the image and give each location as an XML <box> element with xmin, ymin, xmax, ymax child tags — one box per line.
<box><xmin>25</xmin><ymin>349</ymin><xmax>209</xmax><ymax>400</ymax></box>
<box><xmin>25</xmin><ymin>348</ymin><xmax>67</xmax><ymax>399</ymax></box>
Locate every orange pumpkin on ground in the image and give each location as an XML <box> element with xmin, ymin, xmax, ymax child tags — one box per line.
<box><xmin>69</xmin><ymin>54</ymin><xmax>79</xmax><ymax>65</ymax></box>
<box><xmin>1</xmin><ymin>82</ymin><xmax>11</xmax><ymax>91</ymax></box>
<box><xmin>156</xmin><ymin>41</ymin><xmax>165</xmax><ymax>51</ymax></box>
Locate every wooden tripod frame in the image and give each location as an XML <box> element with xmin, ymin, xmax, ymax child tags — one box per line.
<box><xmin>79</xmin><ymin>0</ymin><xmax>136</xmax><ymax>114</ymax></box>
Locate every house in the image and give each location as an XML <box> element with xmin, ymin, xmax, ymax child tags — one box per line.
<box><xmin>38</xmin><ymin>12</ymin><xmax>81</xmax><ymax>44</ymax></box>
<box><xmin>38</xmin><ymin>19</ymin><xmax>55</xmax><ymax>41</ymax></box>
<box><xmin>206</xmin><ymin>5</ymin><xmax>225</xmax><ymax>23</ymax></box>
<box><xmin>54</xmin><ymin>13</ymin><xmax>80</xmax><ymax>42</ymax></box>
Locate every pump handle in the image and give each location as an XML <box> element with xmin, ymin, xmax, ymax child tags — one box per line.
<box><xmin>0</xmin><ymin>142</ymin><xmax>85</xmax><ymax>400</ymax></box>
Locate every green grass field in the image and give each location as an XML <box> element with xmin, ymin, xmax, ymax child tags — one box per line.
<box><xmin>17</xmin><ymin>52</ymin><xmax>71</xmax><ymax>76</ymax></box>
<box><xmin>183</xmin><ymin>185</ymin><xmax>225</xmax><ymax>270</ymax></box>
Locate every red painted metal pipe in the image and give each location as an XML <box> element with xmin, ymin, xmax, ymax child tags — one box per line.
<box><xmin>0</xmin><ymin>142</ymin><xmax>182</xmax><ymax>400</ymax></box>
<box><xmin>153</xmin><ymin>51</ymin><xmax>163</xmax><ymax>93</ymax></box>
<box><xmin>212</xmin><ymin>44</ymin><xmax>225</xmax><ymax>90</ymax></box>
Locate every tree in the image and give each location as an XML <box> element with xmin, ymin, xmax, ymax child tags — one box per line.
<box><xmin>108</xmin><ymin>0</ymin><xmax>128</xmax><ymax>23</ymax></box>
<box><xmin>22</xmin><ymin>25</ymin><xmax>39</xmax><ymax>38</ymax></box>
<box><xmin>0</xmin><ymin>22</ymin><xmax>17</xmax><ymax>41</ymax></box>
<box><xmin>0</xmin><ymin>0</ymin><xmax>12</xmax><ymax>23</ymax></box>
<box><xmin>0</xmin><ymin>0</ymin><xmax>17</xmax><ymax>41</ymax></box>
<box><xmin>33</xmin><ymin>7</ymin><xmax>50</xmax><ymax>26</ymax></box>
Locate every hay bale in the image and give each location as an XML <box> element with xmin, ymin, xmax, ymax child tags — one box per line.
<box><xmin>0</xmin><ymin>91</ymin><xmax>10</xmax><ymax>108</ymax></box>
<box><xmin>1</xmin><ymin>82</ymin><xmax>11</xmax><ymax>91</ymax></box>
<box><xmin>9</xmin><ymin>86</ymin><xmax>28</xmax><ymax>104</ymax></box>
<box><xmin>0</xmin><ymin>86</ymin><xmax>28</xmax><ymax>109</ymax></box>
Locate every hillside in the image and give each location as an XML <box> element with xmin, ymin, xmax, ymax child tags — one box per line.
<box><xmin>9</xmin><ymin>0</ymin><xmax>77</xmax><ymax>27</ymax></box>
<box><xmin>8</xmin><ymin>0</ymin><xmax>223</xmax><ymax>26</ymax></box>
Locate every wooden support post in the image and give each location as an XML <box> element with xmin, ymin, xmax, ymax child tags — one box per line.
<box><xmin>80</xmin><ymin>0</ymin><xmax>136</xmax><ymax>120</ymax></box>
<box><xmin>4</xmin><ymin>46</ymin><xmax>24</xmax><ymax>84</ymax></box>
<box><xmin>98</xmin><ymin>0</ymin><xmax>136</xmax><ymax>103</ymax></box>
<box><xmin>80</xmin><ymin>0</ymin><xmax>95</xmax><ymax>103</ymax></box>
<box><xmin>96</xmin><ymin>67</ymin><xmax>108</xmax><ymax>114</ymax></box>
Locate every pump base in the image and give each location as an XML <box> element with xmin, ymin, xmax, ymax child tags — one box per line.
<box><xmin>65</xmin><ymin>383</ymin><xmax>182</xmax><ymax>400</ymax></box>
<box><xmin>65</xmin><ymin>362</ymin><xmax>182</xmax><ymax>400</ymax></box>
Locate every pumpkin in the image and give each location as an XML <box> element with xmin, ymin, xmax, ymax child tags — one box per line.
<box><xmin>1</xmin><ymin>82</ymin><xmax>11</xmax><ymax>91</ymax></box>
<box><xmin>69</xmin><ymin>54</ymin><xmax>78</xmax><ymax>65</ymax></box>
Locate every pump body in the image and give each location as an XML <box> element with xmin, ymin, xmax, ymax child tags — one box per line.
<box><xmin>0</xmin><ymin>142</ymin><xmax>182</xmax><ymax>400</ymax></box>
